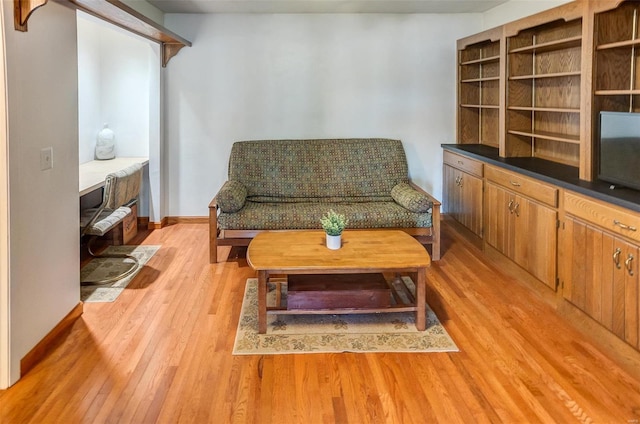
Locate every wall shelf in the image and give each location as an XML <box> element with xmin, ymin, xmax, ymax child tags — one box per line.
<box><xmin>14</xmin><ymin>0</ymin><xmax>191</xmax><ymax>67</ymax></box>
<box><xmin>508</xmin><ymin>35</ymin><xmax>582</xmax><ymax>54</ymax></box>
<box><xmin>508</xmin><ymin>129</ymin><xmax>580</xmax><ymax>144</ymax></box>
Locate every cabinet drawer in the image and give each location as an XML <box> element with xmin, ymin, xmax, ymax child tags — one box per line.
<box><xmin>485</xmin><ymin>165</ymin><xmax>558</xmax><ymax>207</ymax></box>
<box><xmin>565</xmin><ymin>191</ymin><xmax>640</xmax><ymax>244</ymax></box>
<box><xmin>443</xmin><ymin>151</ymin><xmax>483</xmax><ymax>177</ymax></box>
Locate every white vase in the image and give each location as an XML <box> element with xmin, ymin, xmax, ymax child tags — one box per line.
<box><xmin>95</xmin><ymin>123</ymin><xmax>116</xmax><ymax>160</ymax></box>
<box><xmin>326</xmin><ymin>234</ymin><xmax>341</xmax><ymax>250</ymax></box>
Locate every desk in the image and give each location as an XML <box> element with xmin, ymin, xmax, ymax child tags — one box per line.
<box><xmin>79</xmin><ymin>157</ymin><xmax>149</xmax><ymax>196</ymax></box>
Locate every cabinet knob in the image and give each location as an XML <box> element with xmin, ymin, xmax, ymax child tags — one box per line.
<box><xmin>625</xmin><ymin>254</ymin><xmax>634</xmax><ymax>276</ymax></box>
<box><xmin>613</xmin><ymin>247</ymin><xmax>622</xmax><ymax>269</ymax></box>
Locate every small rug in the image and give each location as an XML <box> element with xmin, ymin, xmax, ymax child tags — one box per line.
<box><xmin>80</xmin><ymin>245</ymin><xmax>160</xmax><ymax>303</ymax></box>
<box><xmin>233</xmin><ymin>278</ymin><xmax>458</xmax><ymax>354</ymax></box>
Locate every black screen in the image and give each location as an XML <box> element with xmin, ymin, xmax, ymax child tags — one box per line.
<box><xmin>599</xmin><ymin>111</ymin><xmax>640</xmax><ymax>190</ymax></box>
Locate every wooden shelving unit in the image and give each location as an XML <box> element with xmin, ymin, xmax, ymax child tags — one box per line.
<box><xmin>14</xmin><ymin>0</ymin><xmax>191</xmax><ymax>67</ymax></box>
<box><xmin>505</xmin><ymin>18</ymin><xmax>583</xmax><ymax>168</ymax></box>
<box><xmin>457</xmin><ymin>29</ymin><xmax>503</xmax><ymax>149</ymax></box>
<box><xmin>590</xmin><ymin>1</ymin><xmax>640</xmax><ymax>178</ymax></box>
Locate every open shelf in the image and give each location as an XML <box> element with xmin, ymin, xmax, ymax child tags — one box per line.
<box><xmin>461</xmin><ymin>77</ymin><xmax>500</xmax><ymax>83</ymax></box>
<box><xmin>509</xmin><ymin>71</ymin><xmax>581</xmax><ymax>80</ymax></box>
<box><xmin>458</xmin><ymin>35</ymin><xmax>502</xmax><ymax>147</ymax></box>
<box><xmin>509</xmin><ymin>35</ymin><xmax>582</xmax><ymax>54</ymax></box>
<box><xmin>461</xmin><ymin>104</ymin><xmax>500</xmax><ymax>109</ymax></box>
<box><xmin>14</xmin><ymin>0</ymin><xmax>191</xmax><ymax>67</ymax></box>
<box><xmin>506</xmin><ymin>16</ymin><xmax>582</xmax><ymax>168</ymax></box>
<box><xmin>508</xmin><ymin>129</ymin><xmax>580</xmax><ymax>144</ymax></box>
<box><xmin>508</xmin><ymin>106</ymin><xmax>580</xmax><ymax>113</ymax></box>
<box><xmin>460</xmin><ymin>55</ymin><xmax>500</xmax><ymax>65</ymax></box>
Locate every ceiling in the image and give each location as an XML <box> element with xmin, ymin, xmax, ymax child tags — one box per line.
<box><xmin>146</xmin><ymin>0</ymin><xmax>511</xmax><ymax>14</ymax></box>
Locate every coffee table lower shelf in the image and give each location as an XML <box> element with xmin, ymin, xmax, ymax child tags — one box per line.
<box><xmin>266</xmin><ymin>272</ymin><xmax>422</xmax><ymax>318</ymax></box>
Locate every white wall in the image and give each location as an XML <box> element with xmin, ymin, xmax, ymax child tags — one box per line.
<box><xmin>3</xmin><ymin>0</ymin><xmax>79</xmax><ymax>385</ymax></box>
<box><xmin>482</xmin><ymin>0</ymin><xmax>574</xmax><ymax>29</ymax></box>
<box><xmin>164</xmin><ymin>13</ymin><xmax>483</xmax><ymax>216</ymax></box>
<box><xmin>77</xmin><ymin>12</ymin><xmax>153</xmax><ymax>163</ymax></box>
<box><xmin>77</xmin><ymin>12</ymin><xmax>161</xmax><ymax>221</ymax></box>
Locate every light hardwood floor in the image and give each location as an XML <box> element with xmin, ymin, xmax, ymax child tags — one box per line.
<box><xmin>1</xmin><ymin>220</ymin><xmax>640</xmax><ymax>423</ymax></box>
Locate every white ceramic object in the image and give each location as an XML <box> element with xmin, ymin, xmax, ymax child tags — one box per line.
<box><xmin>326</xmin><ymin>234</ymin><xmax>341</xmax><ymax>250</ymax></box>
<box><xmin>95</xmin><ymin>123</ymin><xmax>115</xmax><ymax>160</ymax></box>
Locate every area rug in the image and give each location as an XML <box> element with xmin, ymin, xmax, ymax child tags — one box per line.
<box><xmin>80</xmin><ymin>245</ymin><xmax>160</xmax><ymax>303</ymax></box>
<box><xmin>233</xmin><ymin>278</ymin><xmax>459</xmax><ymax>354</ymax></box>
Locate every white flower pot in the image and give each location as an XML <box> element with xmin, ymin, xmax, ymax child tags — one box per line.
<box><xmin>326</xmin><ymin>234</ymin><xmax>341</xmax><ymax>250</ymax></box>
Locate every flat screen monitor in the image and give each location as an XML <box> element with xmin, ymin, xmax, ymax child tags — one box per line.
<box><xmin>599</xmin><ymin>111</ymin><xmax>640</xmax><ymax>191</ymax></box>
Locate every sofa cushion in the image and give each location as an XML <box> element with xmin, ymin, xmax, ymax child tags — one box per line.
<box><xmin>216</xmin><ymin>180</ymin><xmax>247</xmax><ymax>213</ymax></box>
<box><xmin>227</xmin><ymin>139</ymin><xmax>409</xmax><ymax>202</ymax></box>
<box><xmin>218</xmin><ymin>201</ymin><xmax>432</xmax><ymax>230</ymax></box>
<box><xmin>391</xmin><ymin>183</ymin><xmax>433</xmax><ymax>213</ymax></box>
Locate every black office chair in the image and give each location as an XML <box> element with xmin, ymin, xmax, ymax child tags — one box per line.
<box><xmin>80</xmin><ymin>163</ymin><xmax>143</xmax><ymax>285</ymax></box>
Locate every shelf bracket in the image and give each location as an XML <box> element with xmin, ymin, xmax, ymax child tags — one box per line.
<box><xmin>162</xmin><ymin>43</ymin><xmax>186</xmax><ymax>68</ymax></box>
<box><xmin>14</xmin><ymin>0</ymin><xmax>48</xmax><ymax>32</ymax></box>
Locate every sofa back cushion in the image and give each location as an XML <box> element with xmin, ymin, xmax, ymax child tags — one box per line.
<box><xmin>228</xmin><ymin>139</ymin><xmax>409</xmax><ymax>202</ymax></box>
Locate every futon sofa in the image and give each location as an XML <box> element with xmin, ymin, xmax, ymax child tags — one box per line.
<box><xmin>209</xmin><ymin>138</ymin><xmax>440</xmax><ymax>262</ymax></box>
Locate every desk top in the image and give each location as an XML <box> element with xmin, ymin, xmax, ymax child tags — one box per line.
<box><xmin>79</xmin><ymin>157</ymin><xmax>149</xmax><ymax>196</ymax></box>
<box><xmin>246</xmin><ymin>230</ymin><xmax>430</xmax><ymax>273</ymax></box>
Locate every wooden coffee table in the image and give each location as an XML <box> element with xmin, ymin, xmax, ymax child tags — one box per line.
<box><xmin>246</xmin><ymin>230</ymin><xmax>431</xmax><ymax>334</ymax></box>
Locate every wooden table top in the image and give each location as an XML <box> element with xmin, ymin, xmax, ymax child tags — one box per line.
<box><xmin>247</xmin><ymin>230</ymin><xmax>431</xmax><ymax>272</ymax></box>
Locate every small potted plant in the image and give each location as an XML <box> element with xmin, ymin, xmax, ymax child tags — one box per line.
<box><xmin>320</xmin><ymin>209</ymin><xmax>348</xmax><ymax>250</ymax></box>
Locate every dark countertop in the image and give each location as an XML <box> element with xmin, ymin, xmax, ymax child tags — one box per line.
<box><xmin>442</xmin><ymin>144</ymin><xmax>640</xmax><ymax>213</ymax></box>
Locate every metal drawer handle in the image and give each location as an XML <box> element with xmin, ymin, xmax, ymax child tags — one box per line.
<box><xmin>514</xmin><ymin>202</ymin><xmax>520</xmax><ymax>217</ymax></box>
<box><xmin>455</xmin><ymin>176</ymin><xmax>461</xmax><ymax>186</ymax></box>
<box><xmin>508</xmin><ymin>199</ymin><xmax>514</xmax><ymax>214</ymax></box>
<box><xmin>613</xmin><ymin>247</ymin><xmax>622</xmax><ymax>269</ymax></box>
<box><xmin>510</xmin><ymin>181</ymin><xmax>521</xmax><ymax>187</ymax></box>
<box><xmin>613</xmin><ymin>220</ymin><xmax>637</xmax><ymax>232</ymax></box>
<box><xmin>625</xmin><ymin>254</ymin><xmax>634</xmax><ymax>276</ymax></box>
<box><xmin>457</xmin><ymin>160</ymin><xmax>464</xmax><ymax>165</ymax></box>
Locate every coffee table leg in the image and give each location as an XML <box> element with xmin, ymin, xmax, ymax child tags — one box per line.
<box><xmin>415</xmin><ymin>268</ymin><xmax>426</xmax><ymax>331</ymax></box>
<box><xmin>258</xmin><ymin>270</ymin><xmax>267</xmax><ymax>334</ymax></box>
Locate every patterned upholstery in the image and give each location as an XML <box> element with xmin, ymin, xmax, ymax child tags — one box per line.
<box><xmin>391</xmin><ymin>183</ymin><xmax>433</xmax><ymax>213</ymax></box>
<box><xmin>218</xmin><ymin>201</ymin><xmax>432</xmax><ymax>230</ymax></box>
<box><xmin>228</xmin><ymin>139</ymin><xmax>408</xmax><ymax>201</ymax></box>
<box><xmin>81</xmin><ymin>163</ymin><xmax>142</xmax><ymax>237</ymax></box>
<box><xmin>216</xmin><ymin>139</ymin><xmax>433</xmax><ymax>231</ymax></box>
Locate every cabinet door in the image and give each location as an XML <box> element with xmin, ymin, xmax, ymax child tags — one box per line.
<box><xmin>561</xmin><ymin>216</ymin><xmax>640</xmax><ymax>349</ymax></box>
<box><xmin>458</xmin><ymin>171</ymin><xmax>483</xmax><ymax>237</ymax></box>
<box><xmin>443</xmin><ymin>164</ymin><xmax>461</xmax><ymax>222</ymax></box>
<box><xmin>513</xmin><ymin>195</ymin><xmax>557</xmax><ymax>289</ymax></box>
<box><xmin>485</xmin><ymin>182</ymin><xmax>516</xmax><ymax>258</ymax></box>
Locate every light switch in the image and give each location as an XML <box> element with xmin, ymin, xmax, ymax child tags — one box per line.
<box><xmin>40</xmin><ymin>147</ymin><xmax>53</xmax><ymax>170</ymax></box>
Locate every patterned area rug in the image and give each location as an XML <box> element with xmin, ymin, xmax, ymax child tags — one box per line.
<box><xmin>80</xmin><ymin>245</ymin><xmax>160</xmax><ymax>303</ymax></box>
<box><xmin>233</xmin><ymin>278</ymin><xmax>459</xmax><ymax>354</ymax></box>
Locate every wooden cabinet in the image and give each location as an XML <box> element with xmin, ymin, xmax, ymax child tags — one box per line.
<box><xmin>457</xmin><ymin>27</ymin><xmax>503</xmax><ymax>148</ymax></box>
<box><xmin>443</xmin><ymin>151</ymin><xmax>483</xmax><ymax>237</ymax></box>
<box><xmin>485</xmin><ymin>166</ymin><xmax>558</xmax><ymax>289</ymax></box>
<box><xmin>561</xmin><ymin>191</ymin><xmax>640</xmax><ymax>349</ymax></box>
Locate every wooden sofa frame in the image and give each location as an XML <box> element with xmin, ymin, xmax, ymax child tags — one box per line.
<box><xmin>208</xmin><ymin>183</ymin><xmax>441</xmax><ymax>263</ymax></box>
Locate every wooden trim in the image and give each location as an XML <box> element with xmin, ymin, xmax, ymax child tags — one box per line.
<box><xmin>20</xmin><ymin>302</ymin><xmax>83</xmax><ymax>377</ymax></box>
<box><xmin>148</xmin><ymin>217</ymin><xmax>168</xmax><ymax>230</ymax></box>
<box><xmin>137</xmin><ymin>216</ymin><xmax>149</xmax><ymax>230</ymax></box>
<box><xmin>504</xmin><ymin>0</ymin><xmax>585</xmax><ymax>38</ymax></box>
<box><xmin>14</xmin><ymin>0</ymin><xmax>48</xmax><ymax>31</ymax></box>
<box><xmin>457</xmin><ymin>26</ymin><xmax>503</xmax><ymax>50</ymax></box>
<box><xmin>167</xmin><ymin>216</ymin><xmax>208</xmax><ymax>225</ymax></box>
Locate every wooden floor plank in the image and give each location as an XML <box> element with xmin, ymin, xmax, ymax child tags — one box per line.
<box><xmin>1</xmin><ymin>220</ymin><xmax>640</xmax><ymax>423</ymax></box>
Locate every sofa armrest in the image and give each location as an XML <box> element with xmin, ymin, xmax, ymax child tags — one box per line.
<box><xmin>391</xmin><ymin>182</ymin><xmax>433</xmax><ymax>213</ymax></box>
<box><xmin>215</xmin><ymin>180</ymin><xmax>247</xmax><ymax>213</ymax></box>
<box><xmin>408</xmin><ymin>181</ymin><xmax>441</xmax><ymax>261</ymax></box>
<box><xmin>408</xmin><ymin>181</ymin><xmax>442</xmax><ymax>209</ymax></box>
